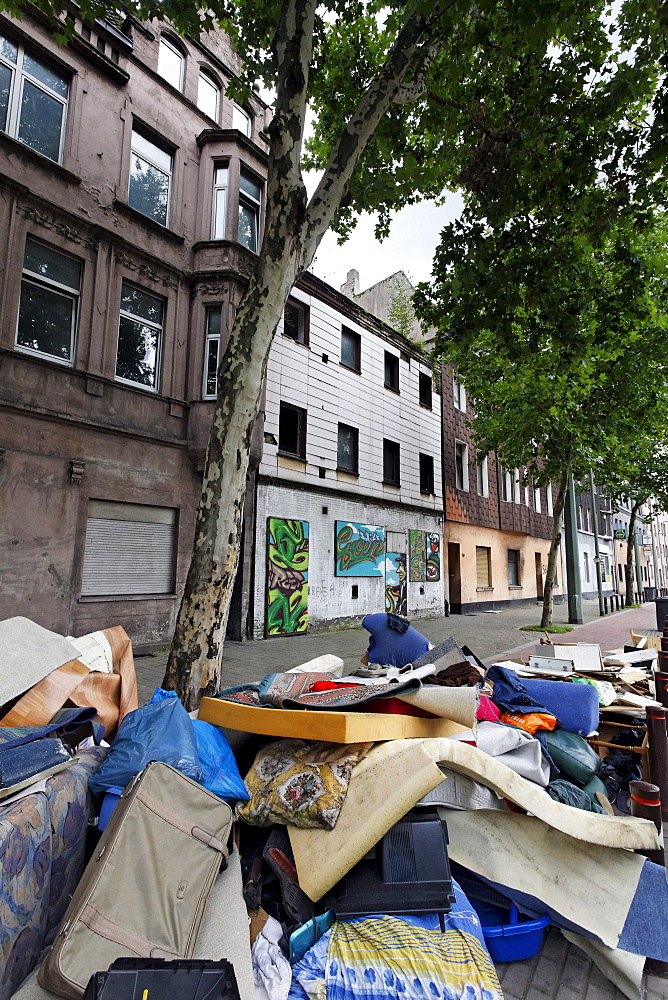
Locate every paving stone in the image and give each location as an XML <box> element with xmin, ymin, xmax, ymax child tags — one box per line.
<box><xmin>540</xmin><ymin>930</ymin><xmax>569</xmax><ymax>964</ymax></box>
<box><xmin>585</xmin><ymin>980</ymin><xmax>625</xmax><ymax>1000</ymax></box>
<box><xmin>499</xmin><ymin>962</ymin><xmax>535</xmax><ymax>997</ymax></box>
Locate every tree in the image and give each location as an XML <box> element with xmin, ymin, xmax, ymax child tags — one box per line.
<box><xmin>6</xmin><ymin>0</ymin><xmax>665</xmax><ymax>704</ymax></box>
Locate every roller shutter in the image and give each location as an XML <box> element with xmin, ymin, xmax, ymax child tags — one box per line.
<box><xmin>81</xmin><ymin>500</ymin><xmax>177</xmax><ymax>597</ymax></box>
<box><xmin>476</xmin><ymin>546</ymin><xmax>491</xmax><ymax>588</ymax></box>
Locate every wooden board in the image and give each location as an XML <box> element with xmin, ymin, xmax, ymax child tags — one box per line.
<box><xmin>198</xmin><ymin>697</ymin><xmax>466</xmax><ymax>743</ymax></box>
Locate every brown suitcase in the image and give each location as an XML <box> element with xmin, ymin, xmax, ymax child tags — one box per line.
<box><xmin>39</xmin><ymin>761</ymin><xmax>233</xmax><ymax>998</ymax></box>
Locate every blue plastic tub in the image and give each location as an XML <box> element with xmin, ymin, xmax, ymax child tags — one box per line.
<box><xmin>98</xmin><ymin>786</ymin><xmax>123</xmax><ymax>831</ymax></box>
<box><xmin>469</xmin><ymin>896</ymin><xmax>551</xmax><ymax>963</ymax></box>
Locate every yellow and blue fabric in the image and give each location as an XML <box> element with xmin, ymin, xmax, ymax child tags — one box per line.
<box><xmin>288</xmin><ymin>881</ymin><xmax>503</xmax><ymax>1000</ymax></box>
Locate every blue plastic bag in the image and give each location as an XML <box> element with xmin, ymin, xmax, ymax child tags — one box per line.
<box><xmin>89</xmin><ymin>697</ymin><xmax>203</xmax><ymax>797</ymax></box>
<box><xmin>192</xmin><ymin>720</ymin><xmax>249</xmax><ymax>802</ymax></box>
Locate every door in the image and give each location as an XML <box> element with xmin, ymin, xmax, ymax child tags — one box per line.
<box><xmin>447</xmin><ymin>542</ymin><xmax>462</xmax><ymax>613</ymax></box>
<box><xmin>535</xmin><ymin>552</ymin><xmax>544</xmax><ymax>600</ymax></box>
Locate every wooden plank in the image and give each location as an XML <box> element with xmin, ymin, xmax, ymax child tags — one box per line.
<box><xmin>198</xmin><ymin>697</ymin><xmax>466</xmax><ymax>743</ymax></box>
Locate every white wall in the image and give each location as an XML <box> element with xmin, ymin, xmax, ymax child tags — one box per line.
<box><xmin>260</xmin><ymin>288</ymin><xmax>442</xmax><ymax>512</ymax></box>
<box><xmin>253</xmin><ymin>483</ymin><xmax>445</xmax><ymax>637</ymax></box>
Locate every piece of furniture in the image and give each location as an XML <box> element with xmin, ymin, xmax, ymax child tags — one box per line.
<box><xmin>0</xmin><ymin>747</ymin><xmax>106</xmax><ymax>1000</ymax></box>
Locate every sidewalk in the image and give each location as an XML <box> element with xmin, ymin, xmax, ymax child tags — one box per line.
<box><xmin>135</xmin><ymin>601</ymin><xmax>663</xmax><ymax>1000</ymax></box>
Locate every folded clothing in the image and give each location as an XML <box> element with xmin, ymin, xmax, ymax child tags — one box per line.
<box><xmin>470</xmin><ymin>721</ymin><xmax>551</xmax><ymax>786</ymax></box>
<box><xmin>487</xmin><ymin>665</ymin><xmax>556</xmax><ymax>718</ymax></box>
<box><xmin>545</xmin><ymin>778</ymin><xmax>606</xmax><ymax>813</ymax></box>
<box><xmin>238</xmin><ymin>739</ymin><xmax>371</xmax><ymax>830</ymax></box>
<box><xmin>426</xmin><ymin>661</ymin><xmax>482</xmax><ymax>687</ymax></box>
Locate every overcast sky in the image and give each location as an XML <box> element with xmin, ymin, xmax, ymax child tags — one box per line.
<box><xmin>307</xmin><ymin>190</ymin><xmax>465</xmax><ymax>294</ymax></box>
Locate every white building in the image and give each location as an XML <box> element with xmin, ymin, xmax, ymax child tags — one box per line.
<box><xmin>251</xmin><ymin>272</ymin><xmax>445</xmax><ymax>638</ymax></box>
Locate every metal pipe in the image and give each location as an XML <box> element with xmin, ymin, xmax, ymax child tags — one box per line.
<box><xmin>645</xmin><ymin>706</ymin><xmax>668</xmax><ymax>874</ymax></box>
<box><xmin>630</xmin><ymin>780</ymin><xmax>665</xmax><ymax>865</ymax></box>
<box><xmin>564</xmin><ymin>475</ymin><xmax>583</xmax><ymax>624</ymax></box>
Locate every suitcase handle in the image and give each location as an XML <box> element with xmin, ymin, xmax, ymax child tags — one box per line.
<box><xmin>135</xmin><ymin>787</ymin><xmax>230</xmax><ymax>859</ymax></box>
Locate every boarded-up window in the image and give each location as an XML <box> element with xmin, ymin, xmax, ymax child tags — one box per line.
<box><xmin>81</xmin><ymin>500</ymin><xmax>177</xmax><ymax>596</ymax></box>
<box><xmin>476</xmin><ymin>546</ymin><xmax>492</xmax><ymax>588</ymax></box>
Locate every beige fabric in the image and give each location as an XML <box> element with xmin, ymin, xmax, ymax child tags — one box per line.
<box><xmin>0</xmin><ymin>617</ymin><xmax>78</xmax><ymax>705</ymax></box>
<box><xmin>562</xmin><ymin>931</ymin><xmax>645</xmax><ymax>1000</ymax></box>
<box><xmin>421</xmin><ymin>737</ymin><xmax>660</xmax><ymax>850</ymax></box>
<box><xmin>290</xmin><ymin>739</ymin><xmax>446</xmax><ymax>901</ymax></box>
<box><xmin>12</xmin><ymin>851</ymin><xmax>254</xmax><ymax>1000</ymax></box>
<box><xmin>396</xmin><ymin>686</ymin><xmax>477</xmax><ymax>726</ymax></box>
<box><xmin>443</xmin><ymin>809</ymin><xmax>645</xmax><ymax>950</ymax></box>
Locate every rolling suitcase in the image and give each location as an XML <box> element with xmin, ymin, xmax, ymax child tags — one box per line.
<box><xmin>39</xmin><ymin>761</ymin><xmax>233</xmax><ymax>999</ymax></box>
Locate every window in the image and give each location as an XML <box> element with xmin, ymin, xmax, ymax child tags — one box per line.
<box><xmin>583</xmin><ymin>551</ymin><xmax>590</xmax><ymax>583</ymax></box>
<box><xmin>619</xmin><ymin>563</ymin><xmax>623</xmax><ymax>583</ymax></box>
<box><xmin>197</xmin><ymin>71</ymin><xmax>219</xmax><ymax>120</ymax></box>
<box><xmin>232</xmin><ymin>104</ymin><xmax>252</xmax><ymax>137</ymax></box>
<box><xmin>340</xmin><ymin>326</ymin><xmax>361</xmax><ymax>371</ymax></box>
<box><xmin>476</xmin><ymin>455</ymin><xmax>489</xmax><ymax>497</ymax></box>
<box><xmin>337</xmin><ymin>423</ymin><xmax>358</xmax><ymax>474</ymax></box>
<box><xmin>507</xmin><ymin>549</ymin><xmax>520</xmax><ymax>586</ymax></box>
<box><xmin>419</xmin><ymin>372</ymin><xmax>432</xmax><ymax>409</ymax></box>
<box><xmin>238</xmin><ymin>169</ymin><xmax>261</xmax><ymax>252</ymax></box>
<box><xmin>455</xmin><ymin>441</ymin><xmax>469</xmax><ymax>491</ymax></box>
<box><xmin>546</xmin><ymin>485</ymin><xmax>553</xmax><ymax>516</ymax></box>
<box><xmin>16</xmin><ymin>238</ymin><xmax>81</xmax><ymax>363</ymax></box>
<box><xmin>203</xmin><ymin>307</ymin><xmax>221</xmax><ymax>398</ymax></box>
<box><xmin>384</xmin><ymin>351</ymin><xmax>399</xmax><ymax>392</ymax></box>
<box><xmin>534</xmin><ymin>483</ymin><xmax>542</xmax><ymax>513</ymax></box>
<box><xmin>604</xmin><ymin>555</ymin><xmax>610</xmax><ymax>581</ymax></box>
<box><xmin>502</xmin><ymin>468</ymin><xmax>512</xmax><ymax>502</ymax></box>
<box><xmin>453</xmin><ymin>376</ymin><xmax>466</xmax><ymax>412</ymax></box>
<box><xmin>158</xmin><ymin>36</ymin><xmax>184</xmax><ymax>90</ymax></box>
<box><xmin>116</xmin><ymin>282</ymin><xmax>164</xmax><ymax>389</ymax></box>
<box><xmin>278</xmin><ymin>402</ymin><xmax>306</xmax><ymax>459</ymax></box>
<box><xmin>211</xmin><ymin>163</ymin><xmax>228</xmax><ymax>239</ymax></box>
<box><xmin>283</xmin><ymin>298</ymin><xmax>309</xmax><ymax>346</ymax></box>
<box><xmin>476</xmin><ymin>546</ymin><xmax>492</xmax><ymax>588</ymax></box>
<box><xmin>0</xmin><ymin>31</ymin><xmax>69</xmax><ymax>163</ymax></box>
<box><xmin>383</xmin><ymin>439</ymin><xmax>400</xmax><ymax>486</ymax></box>
<box><xmin>81</xmin><ymin>500</ymin><xmax>177</xmax><ymax>596</ymax></box>
<box><xmin>512</xmin><ymin>469</ymin><xmax>521</xmax><ymax>504</ymax></box>
<box><xmin>129</xmin><ymin>128</ymin><xmax>172</xmax><ymax>226</ymax></box>
<box><xmin>419</xmin><ymin>453</ymin><xmax>434</xmax><ymax>494</ymax></box>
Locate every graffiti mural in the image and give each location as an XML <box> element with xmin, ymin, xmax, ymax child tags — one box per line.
<box><xmin>266</xmin><ymin>518</ymin><xmax>309</xmax><ymax>637</ymax></box>
<box><xmin>335</xmin><ymin>521</ymin><xmax>385</xmax><ymax>577</ymax></box>
<box><xmin>385</xmin><ymin>552</ymin><xmax>408</xmax><ymax>616</ymax></box>
<box><xmin>426</xmin><ymin>532</ymin><xmax>441</xmax><ymax>582</ymax></box>
<box><xmin>408</xmin><ymin>529</ymin><xmax>426</xmax><ymax>582</ymax></box>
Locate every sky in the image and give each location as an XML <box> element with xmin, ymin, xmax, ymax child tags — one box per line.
<box><xmin>307</xmin><ymin>191</ymin><xmax>465</xmax><ymax>294</ymax></box>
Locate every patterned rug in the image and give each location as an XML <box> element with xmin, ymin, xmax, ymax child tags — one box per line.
<box><xmin>217</xmin><ymin>672</ymin><xmax>423</xmax><ymax>711</ymax></box>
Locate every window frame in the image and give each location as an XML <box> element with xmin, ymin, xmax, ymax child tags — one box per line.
<box><xmin>512</xmin><ymin>469</ymin><xmax>521</xmax><ymax>504</ymax></box>
<box><xmin>419</xmin><ymin>371</ymin><xmax>432</xmax><ymax>409</ymax></box>
<box><xmin>384</xmin><ymin>350</ymin><xmax>400</xmax><ymax>393</ymax></box>
<box><xmin>337</xmin><ymin>422</ymin><xmax>359</xmax><ymax>475</ymax></box>
<box><xmin>211</xmin><ymin>161</ymin><xmax>228</xmax><ymax>240</ymax></box>
<box><xmin>0</xmin><ymin>31</ymin><xmax>69</xmax><ymax>164</ymax></box>
<box><xmin>501</xmin><ymin>468</ymin><xmax>512</xmax><ymax>502</ymax></box>
<box><xmin>278</xmin><ymin>401</ymin><xmax>307</xmax><ymax>460</ymax></box>
<box><xmin>340</xmin><ymin>326</ymin><xmax>361</xmax><ymax>373</ymax></box>
<box><xmin>202</xmin><ymin>306</ymin><xmax>222</xmax><ymax>399</ymax></box>
<box><xmin>115</xmin><ymin>281</ymin><xmax>164</xmax><ymax>392</ymax></box>
<box><xmin>453</xmin><ymin>376</ymin><xmax>466</xmax><ymax>412</ymax></box>
<box><xmin>157</xmin><ymin>35</ymin><xmax>184</xmax><ymax>92</ymax></box>
<box><xmin>455</xmin><ymin>440</ymin><xmax>469</xmax><ymax>492</ymax></box>
<box><xmin>128</xmin><ymin>127</ymin><xmax>173</xmax><ymax>227</ymax></box>
<box><xmin>15</xmin><ymin>237</ymin><xmax>81</xmax><ymax>365</ymax></box>
<box><xmin>476</xmin><ymin>545</ymin><xmax>492</xmax><ymax>588</ymax></box>
<box><xmin>507</xmin><ymin>548</ymin><xmax>521</xmax><ymax>587</ymax></box>
<box><xmin>383</xmin><ymin>438</ymin><xmax>401</xmax><ymax>487</ymax></box>
<box><xmin>283</xmin><ymin>297</ymin><xmax>310</xmax><ymax>347</ymax></box>
<box><xmin>476</xmin><ymin>455</ymin><xmax>489</xmax><ymax>498</ymax></box>
<box><xmin>232</xmin><ymin>104</ymin><xmax>252</xmax><ymax>137</ymax></box>
<box><xmin>238</xmin><ymin>167</ymin><xmax>262</xmax><ymax>253</ymax></box>
<box><xmin>546</xmin><ymin>485</ymin><xmax>554</xmax><ymax>516</ymax></box>
<box><xmin>419</xmin><ymin>452</ymin><xmax>435</xmax><ymax>495</ymax></box>
<box><xmin>533</xmin><ymin>482</ymin><xmax>542</xmax><ymax>513</ymax></box>
<box><xmin>197</xmin><ymin>69</ymin><xmax>220</xmax><ymax>121</ymax></box>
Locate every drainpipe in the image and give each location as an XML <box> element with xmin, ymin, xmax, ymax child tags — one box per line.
<box><xmin>564</xmin><ymin>474</ymin><xmax>583</xmax><ymax>624</ymax></box>
<box><xmin>590</xmin><ymin>471</ymin><xmax>605</xmax><ymax>616</ymax></box>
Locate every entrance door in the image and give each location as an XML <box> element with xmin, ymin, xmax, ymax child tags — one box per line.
<box><xmin>447</xmin><ymin>542</ymin><xmax>462</xmax><ymax>613</ymax></box>
<box><xmin>535</xmin><ymin>552</ymin><xmax>544</xmax><ymax>601</ymax></box>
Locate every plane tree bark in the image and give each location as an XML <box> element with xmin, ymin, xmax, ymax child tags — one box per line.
<box><xmin>540</xmin><ymin>470</ymin><xmax>568</xmax><ymax>628</ymax></box>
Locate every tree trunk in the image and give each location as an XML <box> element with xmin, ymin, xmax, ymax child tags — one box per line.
<box><xmin>625</xmin><ymin>501</ymin><xmax>641</xmax><ymax>606</ymax></box>
<box><xmin>162</xmin><ymin>0</ymin><xmax>444</xmax><ymax>709</ymax></box>
<box><xmin>540</xmin><ymin>469</ymin><xmax>568</xmax><ymax>628</ymax></box>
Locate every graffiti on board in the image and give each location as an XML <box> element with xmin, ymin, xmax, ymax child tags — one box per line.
<box><xmin>335</xmin><ymin>521</ymin><xmax>385</xmax><ymax>577</ymax></box>
<box><xmin>266</xmin><ymin>518</ymin><xmax>309</xmax><ymax>637</ymax></box>
<box><xmin>385</xmin><ymin>552</ymin><xmax>408</xmax><ymax>616</ymax></box>
<box><xmin>408</xmin><ymin>529</ymin><xmax>426</xmax><ymax>582</ymax></box>
<box><xmin>426</xmin><ymin>532</ymin><xmax>441</xmax><ymax>582</ymax></box>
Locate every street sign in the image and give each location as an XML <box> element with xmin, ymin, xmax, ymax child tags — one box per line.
<box><xmin>614</xmin><ymin>529</ymin><xmax>626</xmax><ymax>539</ymax></box>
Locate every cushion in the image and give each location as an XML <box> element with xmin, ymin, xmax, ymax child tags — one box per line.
<box><xmin>546</xmin><ymin>729</ymin><xmax>601</xmax><ymax>786</ymax></box>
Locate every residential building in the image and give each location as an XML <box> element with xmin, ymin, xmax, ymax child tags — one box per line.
<box><xmin>575</xmin><ymin>485</ymin><xmax>615</xmax><ymax>598</ymax></box>
<box><xmin>0</xmin><ymin>10</ymin><xmax>445</xmax><ymax>644</ymax></box>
